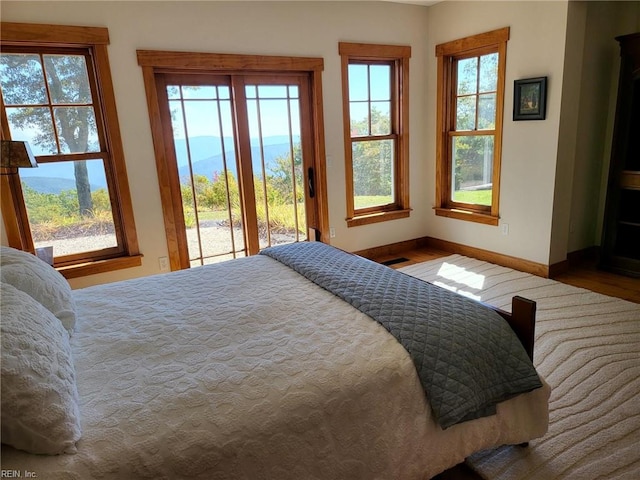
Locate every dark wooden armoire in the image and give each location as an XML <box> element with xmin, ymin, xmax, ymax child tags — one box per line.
<box><xmin>600</xmin><ymin>32</ymin><xmax>640</xmax><ymax>277</ymax></box>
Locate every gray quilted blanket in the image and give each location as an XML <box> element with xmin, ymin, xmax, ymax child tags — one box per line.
<box><xmin>260</xmin><ymin>242</ymin><xmax>542</xmax><ymax>428</ymax></box>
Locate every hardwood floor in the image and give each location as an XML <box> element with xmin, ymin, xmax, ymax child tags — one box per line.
<box><xmin>369</xmin><ymin>245</ymin><xmax>639</xmax><ymax>480</ymax></box>
<box><xmin>553</xmin><ymin>257</ymin><xmax>640</xmax><ymax>303</ymax></box>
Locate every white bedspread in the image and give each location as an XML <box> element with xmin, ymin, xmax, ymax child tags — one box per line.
<box><xmin>1</xmin><ymin>255</ymin><xmax>549</xmax><ymax>479</ymax></box>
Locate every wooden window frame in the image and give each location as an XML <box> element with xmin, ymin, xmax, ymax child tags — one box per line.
<box><xmin>0</xmin><ymin>22</ymin><xmax>141</xmax><ymax>278</ymax></box>
<box><xmin>137</xmin><ymin>50</ymin><xmax>330</xmax><ymax>271</ymax></box>
<box><xmin>339</xmin><ymin>42</ymin><xmax>411</xmax><ymax>227</ymax></box>
<box><xmin>434</xmin><ymin>27</ymin><xmax>509</xmax><ymax>226</ymax></box>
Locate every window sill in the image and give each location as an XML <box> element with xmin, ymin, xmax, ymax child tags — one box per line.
<box><xmin>56</xmin><ymin>254</ymin><xmax>143</xmax><ymax>280</ymax></box>
<box><xmin>434</xmin><ymin>207</ymin><xmax>499</xmax><ymax>226</ymax></box>
<box><xmin>346</xmin><ymin>208</ymin><xmax>411</xmax><ymax>227</ymax></box>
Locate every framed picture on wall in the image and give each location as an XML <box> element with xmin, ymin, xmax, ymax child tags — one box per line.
<box><xmin>513</xmin><ymin>77</ymin><xmax>547</xmax><ymax>120</ymax></box>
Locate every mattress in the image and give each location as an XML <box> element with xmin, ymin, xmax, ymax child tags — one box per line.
<box><xmin>1</xmin><ymin>254</ymin><xmax>550</xmax><ymax>479</ymax></box>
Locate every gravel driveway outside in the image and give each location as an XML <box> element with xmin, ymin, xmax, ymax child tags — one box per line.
<box><xmin>38</xmin><ymin>224</ymin><xmax>299</xmax><ymax>265</ymax></box>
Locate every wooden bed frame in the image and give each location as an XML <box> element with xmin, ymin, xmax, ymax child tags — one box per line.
<box><xmin>497</xmin><ymin>296</ymin><xmax>538</xmax><ymax>449</ymax></box>
<box><xmin>493</xmin><ymin>296</ymin><xmax>537</xmax><ymax>361</ymax></box>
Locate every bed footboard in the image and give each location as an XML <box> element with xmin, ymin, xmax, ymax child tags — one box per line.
<box><xmin>493</xmin><ymin>296</ymin><xmax>537</xmax><ymax>361</ymax></box>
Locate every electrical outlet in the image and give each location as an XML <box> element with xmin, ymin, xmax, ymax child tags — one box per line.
<box><xmin>501</xmin><ymin>223</ymin><xmax>509</xmax><ymax>236</ymax></box>
<box><xmin>158</xmin><ymin>256</ymin><xmax>170</xmax><ymax>272</ymax></box>
<box><xmin>330</xmin><ymin>227</ymin><xmax>336</xmax><ymax>238</ymax></box>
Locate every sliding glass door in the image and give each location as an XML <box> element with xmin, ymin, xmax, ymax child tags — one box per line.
<box><xmin>156</xmin><ymin>73</ymin><xmax>315</xmax><ymax>266</ymax></box>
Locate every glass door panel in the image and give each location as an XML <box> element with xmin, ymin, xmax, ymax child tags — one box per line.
<box><xmin>167</xmin><ymin>83</ymin><xmax>247</xmax><ymax>266</ymax></box>
<box><xmin>245</xmin><ymin>83</ymin><xmax>307</xmax><ymax>249</ymax></box>
<box><xmin>162</xmin><ymin>74</ymin><xmax>311</xmax><ymax>267</ymax></box>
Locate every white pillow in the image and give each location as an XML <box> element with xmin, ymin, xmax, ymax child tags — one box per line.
<box><xmin>0</xmin><ymin>246</ymin><xmax>76</xmax><ymax>333</ymax></box>
<box><xmin>0</xmin><ymin>282</ymin><xmax>82</xmax><ymax>455</ymax></box>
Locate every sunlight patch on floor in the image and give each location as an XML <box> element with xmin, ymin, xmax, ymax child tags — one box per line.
<box><xmin>434</xmin><ymin>262</ymin><xmax>485</xmax><ymax>301</ymax></box>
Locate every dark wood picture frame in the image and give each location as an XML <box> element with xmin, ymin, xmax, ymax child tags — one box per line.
<box><xmin>513</xmin><ymin>77</ymin><xmax>547</xmax><ymax>121</ymax></box>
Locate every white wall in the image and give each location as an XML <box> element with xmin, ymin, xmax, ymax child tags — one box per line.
<box><xmin>549</xmin><ymin>0</ymin><xmax>587</xmax><ymax>265</ymax></box>
<box><xmin>1</xmin><ymin>1</ymin><xmax>430</xmax><ymax>288</ymax></box>
<box><xmin>425</xmin><ymin>1</ymin><xmax>570</xmax><ymax>265</ymax></box>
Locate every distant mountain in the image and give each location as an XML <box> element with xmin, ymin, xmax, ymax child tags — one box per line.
<box><xmin>178</xmin><ymin>142</ymin><xmax>296</xmax><ymax>180</ymax></box>
<box><xmin>18</xmin><ymin>135</ymin><xmax>300</xmax><ymax>193</ymax></box>
<box><xmin>173</xmin><ymin>135</ymin><xmax>298</xmax><ymax>163</ymax></box>
<box><xmin>22</xmin><ymin>177</ymin><xmax>103</xmax><ymax>195</ymax></box>
<box><xmin>173</xmin><ymin>136</ymin><xmax>234</xmax><ymax>162</ymax></box>
<box><xmin>18</xmin><ymin>161</ymin><xmax>108</xmax><ymax>192</ymax></box>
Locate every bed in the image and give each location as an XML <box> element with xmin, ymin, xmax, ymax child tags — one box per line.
<box><xmin>0</xmin><ymin>242</ymin><xmax>550</xmax><ymax>479</ymax></box>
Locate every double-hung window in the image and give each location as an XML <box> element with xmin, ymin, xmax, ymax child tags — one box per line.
<box><xmin>435</xmin><ymin>28</ymin><xmax>509</xmax><ymax>225</ymax></box>
<box><xmin>339</xmin><ymin>42</ymin><xmax>411</xmax><ymax>227</ymax></box>
<box><xmin>0</xmin><ymin>22</ymin><xmax>140</xmax><ymax>278</ymax></box>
